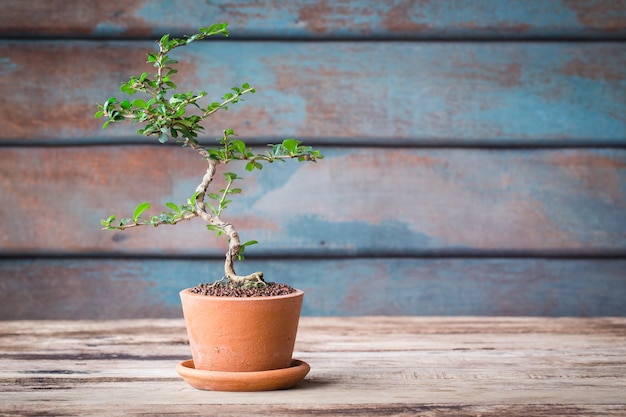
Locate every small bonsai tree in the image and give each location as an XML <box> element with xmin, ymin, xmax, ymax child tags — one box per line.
<box><xmin>96</xmin><ymin>23</ymin><xmax>322</xmax><ymax>290</ymax></box>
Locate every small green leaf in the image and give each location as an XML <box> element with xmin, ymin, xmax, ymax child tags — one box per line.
<box><xmin>158</xmin><ymin>132</ymin><xmax>169</xmax><ymax>143</ymax></box>
<box><xmin>206</xmin><ymin>224</ymin><xmax>224</xmax><ymax>236</ymax></box>
<box><xmin>133</xmin><ymin>202</ymin><xmax>151</xmax><ymax>222</ymax></box>
<box><xmin>282</xmin><ymin>138</ymin><xmax>300</xmax><ymax>153</ymax></box>
<box><xmin>188</xmin><ymin>191</ymin><xmax>200</xmax><ymax>205</ymax></box>
<box><xmin>132</xmin><ymin>99</ymin><xmax>147</xmax><ymax>108</ymax></box>
<box><xmin>100</xmin><ymin>215</ymin><xmax>116</xmax><ymax>227</ymax></box>
<box><xmin>232</xmin><ymin>139</ymin><xmax>246</xmax><ymax>155</ymax></box>
<box><xmin>165</xmin><ymin>202</ymin><xmax>180</xmax><ymax>213</ymax></box>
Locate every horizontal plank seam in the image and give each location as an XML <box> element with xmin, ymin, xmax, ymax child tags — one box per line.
<box><xmin>2</xmin><ymin>141</ymin><xmax>626</xmax><ymax>150</ymax></box>
<box><xmin>2</xmin><ymin>35</ymin><xmax>626</xmax><ymax>42</ymax></box>
<box><xmin>2</xmin><ymin>252</ymin><xmax>626</xmax><ymax>261</ymax></box>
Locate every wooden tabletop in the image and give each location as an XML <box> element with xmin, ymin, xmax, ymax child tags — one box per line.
<box><xmin>1</xmin><ymin>317</ymin><xmax>625</xmax><ymax>416</ymax></box>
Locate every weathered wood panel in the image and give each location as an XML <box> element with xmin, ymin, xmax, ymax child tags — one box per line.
<box><xmin>0</xmin><ymin>0</ymin><xmax>625</xmax><ymax>39</ymax></box>
<box><xmin>1</xmin><ymin>147</ymin><xmax>625</xmax><ymax>256</ymax></box>
<box><xmin>1</xmin><ymin>258</ymin><xmax>625</xmax><ymax>318</ymax></box>
<box><xmin>1</xmin><ymin>1</ymin><xmax>624</xmax><ymax>320</ymax></box>
<box><xmin>1</xmin><ymin>317</ymin><xmax>625</xmax><ymax>415</ymax></box>
<box><xmin>1</xmin><ymin>41</ymin><xmax>624</xmax><ymax>144</ymax></box>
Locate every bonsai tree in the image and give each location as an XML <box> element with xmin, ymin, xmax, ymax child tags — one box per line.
<box><xmin>96</xmin><ymin>23</ymin><xmax>322</xmax><ymax>291</ymax></box>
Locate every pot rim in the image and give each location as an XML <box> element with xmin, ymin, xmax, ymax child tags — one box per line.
<box><xmin>180</xmin><ymin>287</ymin><xmax>303</xmax><ymax>301</ymax></box>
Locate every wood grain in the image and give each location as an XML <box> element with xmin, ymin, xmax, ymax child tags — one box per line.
<box><xmin>1</xmin><ymin>1</ymin><xmax>625</xmax><ymax>321</ymax></box>
<box><xmin>1</xmin><ymin>258</ymin><xmax>625</xmax><ymax>318</ymax></box>
<box><xmin>1</xmin><ymin>147</ymin><xmax>624</xmax><ymax>255</ymax></box>
<box><xmin>1</xmin><ymin>41</ymin><xmax>624</xmax><ymax>144</ymax></box>
<box><xmin>0</xmin><ymin>317</ymin><xmax>625</xmax><ymax>415</ymax></box>
<box><xmin>0</xmin><ymin>0</ymin><xmax>624</xmax><ymax>39</ymax></box>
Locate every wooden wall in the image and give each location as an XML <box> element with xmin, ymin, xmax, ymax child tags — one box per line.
<box><xmin>0</xmin><ymin>0</ymin><xmax>625</xmax><ymax>319</ymax></box>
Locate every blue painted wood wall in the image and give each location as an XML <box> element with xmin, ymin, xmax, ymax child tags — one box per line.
<box><xmin>1</xmin><ymin>0</ymin><xmax>625</xmax><ymax>318</ymax></box>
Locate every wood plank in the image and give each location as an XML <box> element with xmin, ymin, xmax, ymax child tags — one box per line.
<box><xmin>0</xmin><ymin>41</ymin><xmax>624</xmax><ymax>144</ymax></box>
<box><xmin>0</xmin><ymin>0</ymin><xmax>624</xmax><ymax>39</ymax></box>
<box><xmin>1</xmin><ymin>258</ymin><xmax>625</xmax><ymax>319</ymax></box>
<box><xmin>1</xmin><ymin>147</ymin><xmax>625</xmax><ymax>255</ymax></box>
<box><xmin>0</xmin><ymin>317</ymin><xmax>625</xmax><ymax>416</ymax></box>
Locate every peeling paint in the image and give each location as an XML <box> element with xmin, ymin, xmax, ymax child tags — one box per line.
<box><xmin>2</xmin><ymin>0</ymin><xmax>626</xmax><ymax>38</ymax></box>
<box><xmin>1</xmin><ymin>41</ymin><xmax>624</xmax><ymax>143</ymax></box>
<box><xmin>4</xmin><ymin>147</ymin><xmax>626</xmax><ymax>255</ymax></box>
<box><xmin>563</xmin><ymin>0</ymin><xmax>626</xmax><ymax>33</ymax></box>
<box><xmin>4</xmin><ymin>258</ymin><xmax>626</xmax><ymax>317</ymax></box>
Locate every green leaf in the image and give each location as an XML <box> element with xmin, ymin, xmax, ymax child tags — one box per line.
<box><xmin>100</xmin><ymin>215</ymin><xmax>116</xmax><ymax>227</ymax></box>
<box><xmin>282</xmin><ymin>138</ymin><xmax>300</xmax><ymax>153</ymax></box>
<box><xmin>188</xmin><ymin>191</ymin><xmax>200</xmax><ymax>205</ymax></box>
<box><xmin>206</xmin><ymin>224</ymin><xmax>225</xmax><ymax>236</ymax></box>
<box><xmin>103</xmin><ymin>97</ymin><xmax>118</xmax><ymax>112</ymax></box>
<box><xmin>165</xmin><ymin>202</ymin><xmax>180</xmax><ymax>213</ymax></box>
<box><xmin>232</xmin><ymin>139</ymin><xmax>246</xmax><ymax>155</ymax></box>
<box><xmin>207</xmin><ymin>22</ymin><xmax>229</xmax><ymax>36</ymax></box>
<box><xmin>132</xmin><ymin>99</ymin><xmax>147</xmax><ymax>108</ymax></box>
<box><xmin>158</xmin><ymin>132</ymin><xmax>169</xmax><ymax>143</ymax></box>
<box><xmin>133</xmin><ymin>202</ymin><xmax>151</xmax><ymax>222</ymax></box>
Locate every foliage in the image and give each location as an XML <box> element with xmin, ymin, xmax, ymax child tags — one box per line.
<box><xmin>95</xmin><ymin>23</ymin><xmax>322</xmax><ymax>285</ymax></box>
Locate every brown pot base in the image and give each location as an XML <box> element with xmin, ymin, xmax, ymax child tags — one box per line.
<box><xmin>176</xmin><ymin>359</ymin><xmax>310</xmax><ymax>391</ymax></box>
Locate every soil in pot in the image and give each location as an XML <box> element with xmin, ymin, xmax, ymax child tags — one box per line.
<box><xmin>190</xmin><ymin>281</ymin><xmax>296</xmax><ymax>297</ymax></box>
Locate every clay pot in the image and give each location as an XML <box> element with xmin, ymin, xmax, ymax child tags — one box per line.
<box><xmin>179</xmin><ymin>288</ymin><xmax>304</xmax><ymax>373</ymax></box>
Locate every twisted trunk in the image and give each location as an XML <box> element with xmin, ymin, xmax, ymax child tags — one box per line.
<box><xmin>187</xmin><ymin>140</ymin><xmax>265</xmax><ymax>286</ymax></box>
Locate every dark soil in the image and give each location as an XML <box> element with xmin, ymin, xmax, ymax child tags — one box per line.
<box><xmin>189</xmin><ymin>281</ymin><xmax>297</xmax><ymax>297</ymax></box>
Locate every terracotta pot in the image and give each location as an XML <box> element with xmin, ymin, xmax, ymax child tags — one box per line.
<box><xmin>179</xmin><ymin>288</ymin><xmax>304</xmax><ymax>373</ymax></box>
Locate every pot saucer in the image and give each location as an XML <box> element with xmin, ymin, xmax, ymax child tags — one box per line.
<box><xmin>176</xmin><ymin>359</ymin><xmax>310</xmax><ymax>391</ymax></box>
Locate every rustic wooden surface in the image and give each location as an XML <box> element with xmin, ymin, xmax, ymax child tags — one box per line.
<box><xmin>0</xmin><ymin>1</ymin><xmax>625</xmax><ymax>318</ymax></box>
<box><xmin>1</xmin><ymin>41</ymin><xmax>625</xmax><ymax>144</ymax></box>
<box><xmin>2</xmin><ymin>147</ymin><xmax>625</xmax><ymax>254</ymax></box>
<box><xmin>1</xmin><ymin>317</ymin><xmax>625</xmax><ymax>416</ymax></box>
<box><xmin>2</xmin><ymin>259</ymin><xmax>626</xmax><ymax>319</ymax></box>
<box><xmin>1</xmin><ymin>0</ymin><xmax>625</xmax><ymax>39</ymax></box>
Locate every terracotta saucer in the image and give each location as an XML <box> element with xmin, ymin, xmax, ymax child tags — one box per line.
<box><xmin>176</xmin><ymin>359</ymin><xmax>310</xmax><ymax>391</ymax></box>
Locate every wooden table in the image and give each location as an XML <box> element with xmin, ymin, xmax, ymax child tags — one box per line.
<box><xmin>1</xmin><ymin>317</ymin><xmax>625</xmax><ymax>416</ymax></box>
